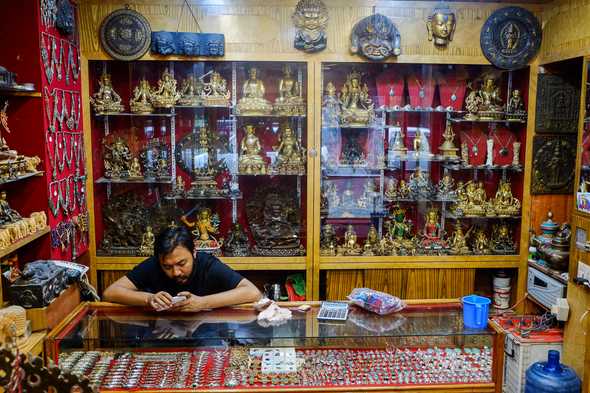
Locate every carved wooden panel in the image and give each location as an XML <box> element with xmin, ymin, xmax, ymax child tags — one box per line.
<box><xmin>535</xmin><ymin>74</ymin><xmax>580</xmax><ymax>134</ymax></box>
<box><xmin>325</xmin><ymin>269</ymin><xmax>476</xmax><ymax>300</ymax></box>
<box><xmin>531</xmin><ymin>135</ymin><xmax>577</xmax><ymax>194</ymax></box>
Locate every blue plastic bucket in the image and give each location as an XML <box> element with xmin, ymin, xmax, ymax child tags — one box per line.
<box><xmin>462</xmin><ymin>295</ymin><xmax>491</xmax><ymax>329</ymax></box>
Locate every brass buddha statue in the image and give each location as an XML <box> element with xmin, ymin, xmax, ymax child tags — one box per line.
<box><xmin>320</xmin><ymin>223</ymin><xmax>337</xmax><ymax>256</ymax></box>
<box><xmin>202</xmin><ymin>71</ymin><xmax>230</xmax><ymax>107</ymax></box>
<box><xmin>239</xmin><ymin>125</ymin><xmax>267</xmax><ymax>175</ymax></box>
<box><xmin>236</xmin><ymin>67</ymin><xmax>272</xmax><ymax>115</ymax></box>
<box><xmin>128</xmin><ymin>157</ymin><xmax>143</xmax><ymax>179</ymax></box>
<box><xmin>0</xmin><ymin>191</ymin><xmax>21</xmax><ymax>225</ymax></box>
<box><xmin>363</xmin><ymin>224</ymin><xmax>381</xmax><ymax>256</ymax></box>
<box><xmin>436</xmin><ymin>174</ymin><xmax>457</xmax><ymax>201</ymax></box>
<box><xmin>129</xmin><ymin>78</ymin><xmax>153</xmax><ymax>114</ymax></box>
<box><xmin>90</xmin><ymin>72</ymin><xmax>124</xmax><ymax>114</ymax></box>
<box><xmin>506</xmin><ymin>89</ymin><xmax>526</xmax><ymax>120</ymax></box>
<box><xmin>408</xmin><ymin>168</ymin><xmax>435</xmax><ymax>200</ymax></box>
<box><xmin>103</xmin><ymin>137</ymin><xmax>132</xmax><ymax>178</ymax></box>
<box><xmin>273</xmin><ymin>65</ymin><xmax>306</xmax><ymax>116</ymax></box>
<box><xmin>138</xmin><ymin>226</ymin><xmax>155</xmax><ymax>256</ymax></box>
<box><xmin>453</xmin><ymin>180</ymin><xmax>491</xmax><ymax>217</ymax></box>
<box><xmin>477</xmin><ymin>78</ymin><xmax>504</xmax><ymax>120</ymax></box>
<box><xmin>449</xmin><ymin>220</ymin><xmax>470</xmax><ymax>255</ymax></box>
<box><xmin>383</xmin><ymin>206</ymin><xmax>415</xmax><ymax>255</ymax></box>
<box><xmin>384</xmin><ymin>177</ymin><xmax>398</xmax><ymax>201</ymax></box>
<box><xmin>419</xmin><ymin>208</ymin><xmax>448</xmax><ymax>254</ymax></box>
<box><xmin>181</xmin><ymin>208</ymin><xmax>222</xmax><ymax>255</ymax></box>
<box><xmin>397</xmin><ymin>179</ymin><xmax>411</xmax><ymax>199</ymax></box>
<box><xmin>223</xmin><ymin>223</ymin><xmax>250</xmax><ymax>257</ymax></box>
<box><xmin>491</xmin><ymin>179</ymin><xmax>521</xmax><ymax>216</ymax></box>
<box><xmin>491</xmin><ymin>222</ymin><xmax>516</xmax><ymax>254</ymax></box>
<box><xmin>273</xmin><ymin>124</ymin><xmax>306</xmax><ymax>174</ymax></box>
<box><xmin>471</xmin><ymin>226</ymin><xmax>490</xmax><ymax>254</ymax></box>
<box><xmin>322</xmin><ymin>81</ymin><xmax>341</xmax><ymax>127</ymax></box>
<box><xmin>151</xmin><ymin>68</ymin><xmax>180</xmax><ymax>108</ymax></box>
<box><xmin>337</xmin><ymin>224</ymin><xmax>362</xmax><ymax>256</ymax></box>
<box><xmin>339</xmin><ymin>70</ymin><xmax>375</xmax><ymax>126</ymax></box>
<box><xmin>178</xmin><ymin>75</ymin><xmax>204</xmax><ymax>106</ymax></box>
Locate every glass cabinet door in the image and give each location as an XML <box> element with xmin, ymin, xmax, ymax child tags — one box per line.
<box><xmin>89</xmin><ymin>61</ymin><xmax>308</xmax><ymax>259</ymax></box>
<box><xmin>577</xmin><ymin>59</ymin><xmax>590</xmax><ymax>213</ymax></box>
<box><xmin>320</xmin><ymin>63</ymin><xmax>527</xmax><ymax>258</ymax></box>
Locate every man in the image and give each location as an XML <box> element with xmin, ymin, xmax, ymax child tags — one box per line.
<box><xmin>103</xmin><ymin>226</ymin><xmax>261</xmax><ymax>312</ymax></box>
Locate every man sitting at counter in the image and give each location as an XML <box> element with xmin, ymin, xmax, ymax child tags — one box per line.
<box><xmin>103</xmin><ymin>226</ymin><xmax>262</xmax><ymax>312</ymax></box>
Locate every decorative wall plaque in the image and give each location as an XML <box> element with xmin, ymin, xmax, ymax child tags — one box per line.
<box><xmin>99</xmin><ymin>7</ymin><xmax>152</xmax><ymax>61</ymax></box>
<box><xmin>531</xmin><ymin>135</ymin><xmax>576</xmax><ymax>194</ymax></box>
<box><xmin>292</xmin><ymin>0</ymin><xmax>328</xmax><ymax>53</ymax></box>
<box><xmin>151</xmin><ymin>32</ymin><xmax>225</xmax><ymax>57</ymax></box>
<box><xmin>480</xmin><ymin>6</ymin><xmax>541</xmax><ymax>70</ymax></box>
<box><xmin>351</xmin><ymin>14</ymin><xmax>401</xmax><ymax>61</ymax></box>
<box><xmin>535</xmin><ymin>74</ymin><xmax>581</xmax><ymax>134</ymax></box>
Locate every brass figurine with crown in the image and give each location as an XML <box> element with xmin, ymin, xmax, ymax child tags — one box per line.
<box><xmin>178</xmin><ymin>75</ymin><xmax>204</xmax><ymax>106</ymax></box>
<box><xmin>236</xmin><ymin>67</ymin><xmax>272</xmax><ymax>115</ymax></box>
<box><xmin>151</xmin><ymin>68</ymin><xmax>180</xmax><ymax>108</ymax></box>
<box><xmin>427</xmin><ymin>4</ymin><xmax>456</xmax><ymax>47</ymax></box>
<box><xmin>449</xmin><ymin>220</ymin><xmax>470</xmax><ymax>255</ymax></box>
<box><xmin>363</xmin><ymin>224</ymin><xmax>381</xmax><ymax>256</ymax></box>
<box><xmin>273</xmin><ymin>124</ymin><xmax>306</xmax><ymax>175</ymax></box>
<box><xmin>239</xmin><ymin>125</ymin><xmax>267</xmax><ymax>175</ymax></box>
<box><xmin>273</xmin><ymin>65</ymin><xmax>306</xmax><ymax>116</ymax></box>
<box><xmin>470</xmin><ymin>226</ymin><xmax>490</xmax><ymax>254</ymax></box>
<box><xmin>130</xmin><ymin>78</ymin><xmax>153</xmax><ymax>114</ymax></box>
<box><xmin>337</xmin><ymin>224</ymin><xmax>362</xmax><ymax>256</ymax></box>
<box><xmin>202</xmin><ymin>71</ymin><xmax>230</xmax><ymax>107</ymax></box>
<box><xmin>320</xmin><ymin>223</ymin><xmax>337</xmax><ymax>256</ymax></box>
<box><xmin>453</xmin><ymin>180</ymin><xmax>493</xmax><ymax>216</ymax></box>
<box><xmin>90</xmin><ymin>72</ymin><xmax>124</xmax><ymax>114</ymax></box>
<box><xmin>339</xmin><ymin>70</ymin><xmax>375</xmax><ymax>126</ymax></box>
<box><xmin>438</xmin><ymin>123</ymin><xmax>459</xmax><ymax>158</ymax></box>
<box><xmin>491</xmin><ymin>222</ymin><xmax>516</xmax><ymax>254</ymax></box>
<box><xmin>491</xmin><ymin>179</ymin><xmax>521</xmax><ymax>216</ymax></box>
<box><xmin>181</xmin><ymin>208</ymin><xmax>223</xmax><ymax>255</ymax></box>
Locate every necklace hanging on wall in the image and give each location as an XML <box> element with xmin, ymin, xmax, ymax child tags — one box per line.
<box><xmin>48</xmin><ymin>180</ymin><xmax>61</xmax><ymax>217</ymax></box>
<box><xmin>41</xmin><ymin>33</ymin><xmax>64</xmax><ymax>85</ymax></box>
<box><xmin>65</xmin><ymin>43</ymin><xmax>80</xmax><ymax>85</ymax></box>
<box><xmin>41</xmin><ymin>0</ymin><xmax>58</xmax><ymax>28</ymax></box>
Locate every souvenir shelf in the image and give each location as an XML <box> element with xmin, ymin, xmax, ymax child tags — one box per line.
<box><xmin>46</xmin><ymin>301</ymin><xmax>503</xmax><ymax>393</ymax></box>
<box><xmin>88</xmin><ymin>61</ymin><xmax>309</xmax><ymax>271</ymax></box>
<box><xmin>318</xmin><ymin>63</ymin><xmax>528</xmax><ymax>267</ymax></box>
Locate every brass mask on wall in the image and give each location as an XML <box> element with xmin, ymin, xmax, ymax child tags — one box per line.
<box><xmin>426</xmin><ymin>5</ymin><xmax>456</xmax><ymax>47</ymax></box>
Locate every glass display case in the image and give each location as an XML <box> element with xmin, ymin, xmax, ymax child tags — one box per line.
<box><xmin>46</xmin><ymin>302</ymin><xmax>501</xmax><ymax>391</ymax></box>
<box><xmin>319</xmin><ymin>63</ymin><xmax>528</xmax><ymax>258</ymax></box>
<box><xmin>88</xmin><ymin>61</ymin><xmax>308</xmax><ymax>259</ymax></box>
<box><xmin>577</xmin><ymin>59</ymin><xmax>590</xmax><ymax>213</ymax></box>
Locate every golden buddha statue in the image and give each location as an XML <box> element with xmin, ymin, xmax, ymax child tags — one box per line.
<box><xmin>130</xmin><ymin>78</ymin><xmax>153</xmax><ymax>114</ymax></box>
<box><xmin>464</xmin><ymin>83</ymin><xmax>483</xmax><ymax>120</ymax></box>
<box><xmin>426</xmin><ymin>4</ymin><xmax>456</xmax><ymax>47</ymax></box>
<box><xmin>320</xmin><ymin>223</ymin><xmax>337</xmax><ymax>256</ymax></box>
<box><xmin>322</xmin><ymin>81</ymin><xmax>341</xmax><ymax>127</ymax></box>
<box><xmin>454</xmin><ymin>180</ymin><xmax>488</xmax><ymax>216</ymax></box>
<box><xmin>239</xmin><ymin>125</ymin><xmax>267</xmax><ymax>175</ymax></box>
<box><xmin>339</xmin><ymin>70</ymin><xmax>374</xmax><ymax>126</ymax></box>
<box><xmin>436</xmin><ymin>174</ymin><xmax>456</xmax><ymax>201</ymax></box>
<box><xmin>178</xmin><ymin>75</ymin><xmax>203</xmax><ymax>106</ymax></box>
<box><xmin>491</xmin><ymin>222</ymin><xmax>516</xmax><ymax>254</ymax></box>
<box><xmin>419</xmin><ymin>208</ymin><xmax>448</xmax><ymax>253</ymax></box>
<box><xmin>202</xmin><ymin>71</ymin><xmax>230</xmax><ymax>107</ymax></box>
<box><xmin>273</xmin><ymin>124</ymin><xmax>306</xmax><ymax>174</ymax></box>
<box><xmin>236</xmin><ymin>67</ymin><xmax>272</xmax><ymax>115</ymax></box>
<box><xmin>449</xmin><ymin>220</ymin><xmax>469</xmax><ymax>255</ymax></box>
<box><xmin>274</xmin><ymin>65</ymin><xmax>306</xmax><ymax>116</ymax></box>
<box><xmin>90</xmin><ymin>72</ymin><xmax>124</xmax><ymax>114</ymax></box>
<box><xmin>138</xmin><ymin>226</ymin><xmax>155</xmax><ymax>256</ymax></box>
<box><xmin>338</xmin><ymin>224</ymin><xmax>362</xmax><ymax>256</ymax></box>
<box><xmin>397</xmin><ymin>179</ymin><xmax>411</xmax><ymax>199</ymax></box>
<box><xmin>477</xmin><ymin>78</ymin><xmax>504</xmax><ymax>119</ymax></box>
<box><xmin>363</xmin><ymin>224</ymin><xmax>380</xmax><ymax>256</ymax></box>
<box><xmin>471</xmin><ymin>226</ymin><xmax>490</xmax><ymax>254</ymax></box>
<box><xmin>491</xmin><ymin>179</ymin><xmax>521</xmax><ymax>216</ymax></box>
<box><xmin>438</xmin><ymin>123</ymin><xmax>458</xmax><ymax>158</ymax></box>
<box><xmin>151</xmin><ymin>68</ymin><xmax>180</xmax><ymax>108</ymax></box>
<box><xmin>384</xmin><ymin>177</ymin><xmax>398</xmax><ymax>200</ymax></box>
<box><xmin>181</xmin><ymin>208</ymin><xmax>222</xmax><ymax>254</ymax></box>
<box><xmin>175</xmin><ymin>175</ymin><xmax>186</xmax><ymax>197</ymax></box>
<box><xmin>357</xmin><ymin>179</ymin><xmax>376</xmax><ymax>209</ymax></box>
<box><xmin>128</xmin><ymin>157</ymin><xmax>143</xmax><ymax>179</ymax></box>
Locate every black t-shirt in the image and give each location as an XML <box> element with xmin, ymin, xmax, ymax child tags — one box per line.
<box><xmin>126</xmin><ymin>252</ymin><xmax>244</xmax><ymax>296</ymax></box>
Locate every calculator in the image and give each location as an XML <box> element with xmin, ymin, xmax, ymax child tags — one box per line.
<box><xmin>317</xmin><ymin>301</ymin><xmax>349</xmax><ymax>321</ymax></box>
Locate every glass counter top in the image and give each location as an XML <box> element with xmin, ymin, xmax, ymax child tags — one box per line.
<box><xmin>51</xmin><ymin>302</ymin><xmax>493</xmax><ymax>351</ymax></box>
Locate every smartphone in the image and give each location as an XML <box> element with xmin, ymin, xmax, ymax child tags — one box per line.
<box><xmin>171</xmin><ymin>295</ymin><xmax>187</xmax><ymax>304</ymax></box>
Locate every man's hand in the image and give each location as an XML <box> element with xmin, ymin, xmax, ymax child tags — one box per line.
<box><xmin>147</xmin><ymin>291</ymin><xmax>173</xmax><ymax>311</ymax></box>
<box><xmin>175</xmin><ymin>291</ymin><xmax>209</xmax><ymax>312</ymax></box>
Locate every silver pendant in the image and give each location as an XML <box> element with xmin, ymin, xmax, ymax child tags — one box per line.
<box><xmin>419</xmin><ymin>88</ymin><xmax>425</xmax><ymax>99</ymax></box>
<box><xmin>389</xmin><ymin>87</ymin><xmax>395</xmax><ymax>97</ymax></box>
<box><xmin>451</xmin><ymin>93</ymin><xmax>457</xmax><ymax>102</ymax></box>
<box><xmin>472</xmin><ymin>145</ymin><xmax>478</xmax><ymax>156</ymax></box>
<box><xmin>500</xmin><ymin>147</ymin><xmax>509</xmax><ymax>156</ymax></box>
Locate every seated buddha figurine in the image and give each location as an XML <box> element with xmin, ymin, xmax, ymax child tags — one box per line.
<box><xmin>408</xmin><ymin>168</ymin><xmax>435</xmax><ymax>200</ymax></box>
<box><xmin>202</xmin><ymin>71</ymin><xmax>230</xmax><ymax>107</ymax></box>
<box><xmin>419</xmin><ymin>208</ymin><xmax>448</xmax><ymax>253</ymax></box>
<box><xmin>129</xmin><ymin>78</ymin><xmax>153</xmax><ymax>114</ymax></box>
<box><xmin>448</xmin><ymin>220</ymin><xmax>469</xmax><ymax>255</ymax></box>
<box><xmin>151</xmin><ymin>68</ymin><xmax>181</xmax><ymax>108</ymax></box>
<box><xmin>492</xmin><ymin>179</ymin><xmax>521</xmax><ymax>216</ymax></box>
<box><xmin>322</xmin><ymin>81</ymin><xmax>341</xmax><ymax>127</ymax></box>
<box><xmin>138</xmin><ymin>226</ymin><xmax>155</xmax><ymax>256</ymax></box>
<box><xmin>436</xmin><ymin>174</ymin><xmax>456</xmax><ymax>201</ymax></box>
<box><xmin>236</xmin><ymin>67</ymin><xmax>272</xmax><ymax>115</ymax></box>
<box><xmin>273</xmin><ymin>65</ymin><xmax>305</xmax><ymax>116</ymax></box>
<box><xmin>385</xmin><ymin>206</ymin><xmax>415</xmax><ymax>255</ymax></box>
<box><xmin>128</xmin><ymin>157</ymin><xmax>143</xmax><ymax>179</ymax></box>
<box><xmin>0</xmin><ymin>191</ymin><xmax>21</xmax><ymax>225</ymax></box>
<box><xmin>384</xmin><ymin>177</ymin><xmax>398</xmax><ymax>201</ymax></box>
<box><xmin>223</xmin><ymin>223</ymin><xmax>250</xmax><ymax>257</ymax></box>
<box><xmin>337</xmin><ymin>224</ymin><xmax>362</xmax><ymax>256</ymax></box>
<box><xmin>178</xmin><ymin>75</ymin><xmax>203</xmax><ymax>106</ymax></box>
<box><xmin>339</xmin><ymin>70</ymin><xmax>374</xmax><ymax>126</ymax></box>
<box><xmin>273</xmin><ymin>125</ymin><xmax>306</xmax><ymax>174</ymax></box>
<box><xmin>477</xmin><ymin>78</ymin><xmax>504</xmax><ymax>119</ymax></box>
<box><xmin>506</xmin><ymin>89</ymin><xmax>526</xmax><ymax>120</ymax></box>
<box><xmin>491</xmin><ymin>222</ymin><xmax>516</xmax><ymax>254</ymax></box>
<box><xmin>239</xmin><ymin>125</ymin><xmax>267</xmax><ymax>175</ymax></box>
<box><xmin>363</xmin><ymin>224</ymin><xmax>380</xmax><ymax>256</ymax></box>
<box><xmin>471</xmin><ymin>226</ymin><xmax>490</xmax><ymax>254</ymax></box>
<box><xmin>90</xmin><ymin>72</ymin><xmax>124</xmax><ymax>114</ymax></box>
<box><xmin>320</xmin><ymin>224</ymin><xmax>337</xmax><ymax>256</ymax></box>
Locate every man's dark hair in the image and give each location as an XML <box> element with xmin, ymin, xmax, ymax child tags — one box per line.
<box><xmin>154</xmin><ymin>226</ymin><xmax>194</xmax><ymax>260</ymax></box>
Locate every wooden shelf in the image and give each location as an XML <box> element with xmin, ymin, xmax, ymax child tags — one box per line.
<box><xmin>95</xmin><ymin>255</ymin><xmax>307</xmax><ymax>271</ymax></box>
<box><xmin>0</xmin><ymin>227</ymin><xmax>50</xmax><ymax>259</ymax></box>
<box><xmin>319</xmin><ymin>255</ymin><xmax>522</xmax><ymax>270</ymax></box>
<box><xmin>0</xmin><ymin>171</ymin><xmax>43</xmax><ymax>186</ymax></box>
<box><xmin>17</xmin><ymin>331</ymin><xmax>46</xmax><ymax>357</ymax></box>
<box><xmin>0</xmin><ymin>87</ymin><xmax>40</xmax><ymax>98</ymax></box>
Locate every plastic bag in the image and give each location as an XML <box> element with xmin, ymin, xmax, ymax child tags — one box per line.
<box><xmin>347</xmin><ymin>288</ymin><xmax>405</xmax><ymax>315</ymax></box>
